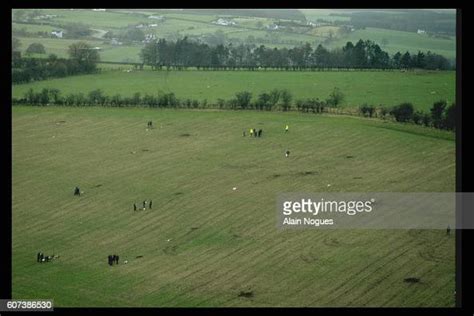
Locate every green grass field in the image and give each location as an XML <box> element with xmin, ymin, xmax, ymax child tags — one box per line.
<box><xmin>12</xmin><ymin>9</ymin><xmax>456</xmax><ymax>63</ymax></box>
<box><xmin>12</xmin><ymin>70</ymin><xmax>455</xmax><ymax>111</ymax></box>
<box><xmin>12</xmin><ymin>106</ymin><xmax>455</xmax><ymax>307</ymax></box>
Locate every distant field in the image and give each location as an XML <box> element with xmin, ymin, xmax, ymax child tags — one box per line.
<box><xmin>12</xmin><ymin>10</ymin><xmax>456</xmax><ymax>62</ymax></box>
<box><xmin>13</xmin><ymin>106</ymin><xmax>455</xmax><ymax>307</ymax></box>
<box><xmin>327</xmin><ymin>27</ymin><xmax>456</xmax><ymax>61</ymax></box>
<box><xmin>12</xmin><ymin>70</ymin><xmax>455</xmax><ymax>111</ymax></box>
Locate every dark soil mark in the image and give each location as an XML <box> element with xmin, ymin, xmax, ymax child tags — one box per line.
<box><xmin>141</xmin><ymin>149</ymin><xmax>150</xmax><ymax>152</ymax></box>
<box><xmin>300</xmin><ymin>253</ymin><xmax>318</xmax><ymax>264</ymax></box>
<box><xmin>163</xmin><ymin>245</ymin><xmax>179</xmax><ymax>255</ymax></box>
<box><xmin>55</xmin><ymin>121</ymin><xmax>67</xmax><ymax>124</ymax></box>
<box><xmin>135</xmin><ymin>255</ymin><xmax>143</xmax><ymax>259</ymax></box>
<box><xmin>297</xmin><ymin>171</ymin><xmax>318</xmax><ymax>176</ymax></box>
<box><xmin>238</xmin><ymin>291</ymin><xmax>254</xmax><ymax>298</ymax></box>
<box><xmin>94</xmin><ymin>184</ymin><xmax>103</xmax><ymax>188</ymax></box>
<box><xmin>174</xmin><ymin>192</ymin><xmax>183</xmax><ymax>196</ymax></box>
<box><xmin>179</xmin><ymin>133</ymin><xmax>191</xmax><ymax>137</ymax></box>
<box><xmin>270</xmin><ymin>174</ymin><xmax>281</xmax><ymax>178</ymax></box>
<box><xmin>353</xmin><ymin>177</ymin><xmax>363</xmax><ymax>179</ymax></box>
<box><xmin>404</xmin><ymin>277</ymin><xmax>421</xmax><ymax>284</ymax></box>
<box><xmin>346</xmin><ymin>155</ymin><xmax>354</xmax><ymax>159</ymax></box>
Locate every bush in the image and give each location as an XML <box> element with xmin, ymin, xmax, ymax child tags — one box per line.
<box><xmin>390</xmin><ymin>102</ymin><xmax>414</xmax><ymax>122</ymax></box>
<box><xmin>26</xmin><ymin>43</ymin><xmax>46</xmax><ymax>55</ymax></box>
<box><xmin>359</xmin><ymin>104</ymin><xmax>375</xmax><ymax>117</ymax></box>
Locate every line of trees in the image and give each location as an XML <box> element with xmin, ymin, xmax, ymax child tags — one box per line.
<box><xmin>359</xmin><ymin>100</ymin><xmax>456</xmax><ymax>131</ymax></box>
<box><xmin>13</xmin><ymin>87</ymin><xmax>454</xmax><ymax>131</ymax></box>
<box><xmin>12</xmin><ymin>42</ymin><xmax>100</xmax><ymax>84</ymax></box>
<box><xmin>141</xmin><ymin>37</ymin><xmax>452</xmax><ymax>70</ymax></box>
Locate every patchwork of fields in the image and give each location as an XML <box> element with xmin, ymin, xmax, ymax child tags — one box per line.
<box><xmin>12</xmin><ymin>70</ymin><xmax>455</xmax><ymax>111</ymax></box>
<box><xmin>12</xmin><ymin>107</ymin><xmax>455</xmax><ymax>307</ymax></box>
<box><xmin>13</xmin><ymin>9</ymin><xmax>456</xmax><ymax>63</ymax></box>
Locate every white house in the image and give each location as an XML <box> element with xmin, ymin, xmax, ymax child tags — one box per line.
<box><xmin>417</xmin><ymin>29</ymin><xmax>426</xmax><ymax>34</ymax></box>
<box><xmin>51</xmin><ymin>30</ymin><xmax>63</xmax><ymax>38</ymax></box>
<box><xmin>213</xmin><ymin>18</ymin><xmax>236</xmax><ymax>26</ymax></box>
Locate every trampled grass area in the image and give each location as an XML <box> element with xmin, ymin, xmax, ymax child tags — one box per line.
<box><xmin>12</xmin><ymin>107</ymin><xmax>455</xmax><ymax>307</ymax></box>
<box><xmin>12</xmin><ymin>70</ymin><xmax>455</xmax><ymax>111</ymax></box>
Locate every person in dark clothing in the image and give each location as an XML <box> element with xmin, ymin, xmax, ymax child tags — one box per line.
<box><xmin>39</xmin><ymin>252</ymin><xmax>44</xmax><ymax>263</ymax></box>
<box><xmin>254</xmin><ymin>128</ymin><xmax>257</xmax><ymax>138</ymax></box>
<box><xmin>74</xmin><ymin>187</ymin><xmax>80</xmax><ymax>196</ymax></box>
<box><xmin>37</xmin><ymin>252</ymin><xmax>41</xmax><ymax>263</ymax></box>
<box><xmin>285</xmin><ymin>150</ymin><xmax>290</xmax><ymax>158</ymax></box>
<box><xmin>243</xmin><ymin>131</ymin><xmax>246</xmax><ymax>137</ymax></box>
<box><xmin>143</xmin><ymin>200</ymin><xmax>147</xmax><ymax>210</ymax></box>
<box><xmin>108</xmin><ymin>255</ymin><xmax>113</xmax><ymax>266</ymax></box>
<box><xmin>115</xmin><ymin>255</ymin><xmax>119</xmax><ymax>264</ymax></box>
<box><xmin>149</xmin><ymin>200</ymin><xmax>152</xmax><ymax>209</ymax></box>
<box><xmin>258</xmin><ymin>129</ymin><xmax>262</xmax><ymax>137</ymax></box>
<box><xmin>133</xmin><ymin>203</ymin><xmax>137</xmax><ymax>211</ymax></box>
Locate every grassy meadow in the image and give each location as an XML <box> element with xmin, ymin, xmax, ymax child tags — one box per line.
<box><xmin>12</xmin><ymin>107</ymin><xmax>455</xmax><ymax>307</ymax></box>
<box><xmin>12</xmin><ymin>70</ymin><xmax>455</xmax><ymax>111</ymax></box>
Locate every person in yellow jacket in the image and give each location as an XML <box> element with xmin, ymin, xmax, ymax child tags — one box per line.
<box><xmin>250</xmin><ymin>128</ymin><xmax>254</xmax><ymax>136</ymax></box>
<box><xmin>285</xmin><ymin>124</ymin><xmax>289</xmax><ymax>133</ymax></box>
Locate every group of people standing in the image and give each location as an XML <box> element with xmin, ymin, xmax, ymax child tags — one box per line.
<box><xmin>36</xmin><ymin>252</ymin><xmax>53</xmax><ymax>263</ymax></box>
<box><xmin>134</xmin><ymin>200</ymin><xmax>152</xmax><ymax>211</ymax></box>
<box><xmin>244</xmin><ymin>128</ymin><xmax>263</xmax><ymax>138</ymax></box>
<box><xmin>108</xmin><ymin>254</ymin><xmax>119</xmax><ymax>266</ymax></box>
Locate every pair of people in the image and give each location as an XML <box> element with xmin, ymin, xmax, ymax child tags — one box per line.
<box><xmin>108</xmin><ymin>254</ymin><xmax>119</xmax><ymax>266</ymax></box>
<box><xmin>74</xmin><ymin>186</ymin><xmax>81</xmax><ymax>196</ymax></box>
<box><xmin>247</xmin><ymin>128</ymin><xmax>262</xmax><ymax>137</ymax></box>
<box><xmin>134</xmin><ymin>200</ymin><xmax>152</xmax><ymax>211</ymax></box>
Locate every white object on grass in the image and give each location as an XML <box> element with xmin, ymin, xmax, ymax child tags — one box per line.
<box><xmin>327</xmin><ymin>184</ymin><xmax>331</xmax><ymax>187</ymax></box>
<box><xmin>124</xmin><ymin>260</ymin><xmax>128</xmax><ymax>264</ymax></box>
<box><xmin>233</xmin><ymin>187</ymin><xmax>237</xmax><ymax>191</ymax></box>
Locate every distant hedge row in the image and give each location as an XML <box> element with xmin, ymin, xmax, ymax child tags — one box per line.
<box><xmin>12</xmin><ymin>88</ymin><xmax>455</xmax><ymax>131</ymax></box>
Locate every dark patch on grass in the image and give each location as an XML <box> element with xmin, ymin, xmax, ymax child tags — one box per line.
<box><xmin>55</xmin><ymin>120</ymin><xmax>66</xmax><ymax>124</ymax></box>
<box><xmin>180</xmin><ymin>133</ymin><xmax>191</xmax><ymax>137</ymax></box>
<box><xmin>94</xmin><ymin>184</ymin><xmax>103</xmax><ymax>188</ymax></box>
<box><xmin>163</xmin><ymin>245</ymin><xmax>178</xmax><ymax>256</ymax></box>
<box><xmin>141</xmin><ymin>149</ymin><xmax>150</xmax><ymax>152</ymax></box>
<box><xmin>174</xmin><ymin>192</ymin><xmax>183</xmax><ymax>196</ymax></box>
<box><xmin>346</xmin><ymin>155</ymin><xmax>354</xmax><ymax>159</ymax></box>
<box><xmin>270</xmin><ymin>174</ymin><xmax>281</xmax><ymax>178</ymax></box>
<box><xmin>297</xmin><ymin>171</ymin><xmax>317</xmax><ymax>176</ymax></box>
<box><xmin>135</xmin><ymin>255</ymin><xmax>143</xmax><ymax>259</ymax></box>
<box><xmin>353</xmin><ymin>177</ymin><xmax>363</xmax><ymax>179</ymax></box>
<box><xmin>238</xmin><ymin>291</ymin><xmax>254</xmax><ymax>298</ymax></box>
<box><xmin>404</xmin><ymin>277</ymin><xmax>420</xmax><ymax>283</ymax></box>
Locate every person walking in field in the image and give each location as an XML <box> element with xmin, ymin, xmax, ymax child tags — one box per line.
<box><xmin>149</xmin><ymin>200</ymin><xmax>152</xmax><ymax>209</ymax></box>
<box><xmin>37</xmin><ymin>252</ymin><xmax>42</xmax><ymax>263</ymax></box>
<box><xmin>108</xmin><ymin>255</ymin><xmax>113</xmax><ymax>266</ymax></box>
<box><xmin>249</xmin><ymin>128</ymin><xmax>254</xmax><ymax>137</ymax></box>
<box><xmin>285</xmin><ymin>124</ymin><xmax>289</xmax><ymax>133</ymax></box>
<box><xmin>143</xmin><ymin>200</ymin><xmax>147</xmax><ymax>210</ymax></box>
<box><xmin>133</xmin><ymin>203</ymin><xmax>137</xmax><ymax>211</ymax></box>
<box><xmin>254</xmin><ymin>128</ymin><xmax>257</xmax><ymax>138</ymax></box>
<box><xmin>258</xmin><ymin>129</ymin><xmax>262</xmax><ymax>137</ymax></box>
<box><xmin>285</xmin><ymin>150</ymin><xmax>290</xmax><ymax>158</ymax></box>
<box><xmin>74</xmin><ymin>186</ymin><xmax>81</xmax><ymax>196</ymax></box>
<box><xmin>243</xmin><ymin>131</ymin><xmax>246</xmax><ymax>137</ymax></box>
